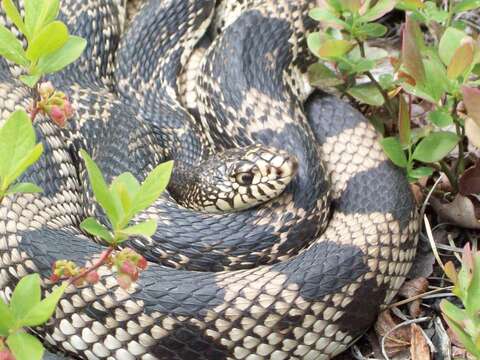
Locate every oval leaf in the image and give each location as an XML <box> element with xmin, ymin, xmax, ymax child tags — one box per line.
<box><xmin>0</xmin><ymin>25</ymin><xmax>28</xmax><ymax>66</ymax></box>
<box><xmin>9</xmin><ymin>273</ymin><xmax>41</xmax><ymax>321</ymax></box>
<box><xmin>2</xmin><ymin>0</ymin><xmax>26</xmax><ymax>35</ymax></box>
<box><xmin>21</xmin><ymin>283</ymin><xmax>67</xmax><ymax>327</ymax></box>
<box><xmin>398</xmin><ymin>95</ymin><xmax>411</xmax><ymax>146</ymax></box>
<box><xmin>427</xmin><ymin>109</ymin><xmax>453</xmax><ymax>128</ymax></box>
<box><xmin>347</xmin><ymin>83</ymin><xmax>385</xmax><ymax>106</ymax></box>
<box><xmin>24</xmin><ymin>0</ymin><xmax>59</xmax><ymax>40</ymax></box>
<box><xmin>19</xmin><ymin>74</ymin><xmax>41</xmax><ymax>88</ymax></box>
<box><xmin>26</xmin><ymin>21</ymin><xmax>68</xmax><ymax>61</ymax></box>
<box><xmin>402</xmin><ymin>16</ymin><xmax>426</xmax><ymax>85</ymax></box>
<box><xmin>380</xmin><ymin>137</ymin><xmax>408</xmax><ymax>167</ymax></box>
<box><xmin>119</xmin><ymin>219</ymin><xmax>157</xmax><ymax>239</ymax></box>
<box><xmin>0</xmin><ymin>298</ymin><xmax>14</xmax><ymax>336</ymax></box>
<box><xmin>36</xmin><ymin>36</ymin><xmax>87</xmax><ymax>74</ymax></box>
<box><xmin>412</xmin><ymin>131</ymin><xmax>460</xmax><ymax>163</ymax></box>
<box><xmin>318</xmin><ymin>39</ymin><xmax>354</xmax><ymax>59</ymax></box>
<box><xmin>6</xmin><ymin>182</ymin><xmax>42</xmax><ymax>195</ymax></box>
<box><xmin>7</xmin><ymin>332</ymin><xmax>44</xmax><ymax>360</ymax></box>
<box><xmin>439</xmin><ymin>27</ymin><xmax>467</xmax><ymax>66</ymax></box>
<box><xmin>447</xmin><ymin>40</ymin><xmax>474</xmax><ymax>79</ymax></box>
<box><xmin>80</xmin><ymin>217</ymin><xmax>113</xmax><ymax>242</ymax></box>
<box><xmin>4</xmin><ymin>143</ymin><xmax>44</xmax><ymax>187</ymax></box>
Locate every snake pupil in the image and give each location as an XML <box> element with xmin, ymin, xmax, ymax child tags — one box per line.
<box><xmin>237</xmin><ymin>173</ymin><xmax>254</xmax><ymax>185</ymax></box>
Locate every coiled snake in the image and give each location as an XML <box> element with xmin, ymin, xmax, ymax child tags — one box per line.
<box><xmin>0</xmin><ymin>0</ymin><xmax>419</xmax><ymax>359</ymax></box>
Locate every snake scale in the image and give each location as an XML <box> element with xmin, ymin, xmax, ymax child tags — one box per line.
<box><xmin>0</xmin><ymin>0</ymin><xmax>419</xmax><ymax>359</ymax></box>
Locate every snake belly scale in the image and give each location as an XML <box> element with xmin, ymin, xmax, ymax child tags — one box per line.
<box><xmin>0</xmin><ymin>0</ymin><xmax>419</xmax><ymax>359</ymax></box>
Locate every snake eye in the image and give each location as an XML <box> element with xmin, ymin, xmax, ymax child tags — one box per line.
<box><xmin>236</xmin><ymin>173</ymin><xmax>254</xmax><ymax>186</ymax></box>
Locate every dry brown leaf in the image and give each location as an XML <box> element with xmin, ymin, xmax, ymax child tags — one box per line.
<box><xmin>459</xmin><ymin>160</ymin><xmax>480</xmax><ymax>196</ymax></box>
<box><xmin>411</xmin><ymin>183</ymin><xmax>425</xmax><ymax>205</ymax></box>
<box><xmin>465</xmin><ymin>117</ymin><xmax>480</xmax><ymax>148</ymax></box>
<box><xmin>430</xmin><ymin>194</ymin><xmax>480</xmax><ymax>229</ymax></box>
<box><xmin>410</xmin><ymin>323</ymin><xmax>431</xmax><ymax>360</ymax></box>
<box><xmin>375</xmin><ymin>310</ymin><xmax>411</xmax><ymax>357</ymax></box>
<box><xmin>398</xmin><ymin>277</ymin><xmax>429</xmax><ymax>317</ymax></box>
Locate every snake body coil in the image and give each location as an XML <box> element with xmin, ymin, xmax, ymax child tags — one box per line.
<box><xmin>0</xmin><ymin>0</ymin><xmax>419</xmax><ymax>359</ymax></box>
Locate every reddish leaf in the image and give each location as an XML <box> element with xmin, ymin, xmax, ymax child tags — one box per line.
<box><xmin>402</xmin><ymin>16</ymin><xmax>426</xmax><ymax>85</ymax></box>
<box><xmin>399</xmin><ymin>277</ymin><xmax>429</xmax><ymax>317</ymax></box>
<box><xmin>447</xmin><ymin>40</ymin><xmax>474</xmax><ymax>79</ymax></box>
<box><xmin>463</xmin><ymin>86</ymin><xmax>480</xmax><ymax>126</ymax></box>
<box><xmin>459</xmin><ymin>160</ymin><xmax>480</xmax><ymax>196</ymax></box>
<box><xmin>398</xmin><ymin>94</ymin><xmax>411</xmax><ymax>146</ymax></box>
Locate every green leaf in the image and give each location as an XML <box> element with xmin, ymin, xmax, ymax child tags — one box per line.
<box><xmin>379</xmin><ymin>74</ymin><xmax>394</xmax><ymax>89</ymax></box>
<box><xmin>447</xmin><ymin>40</ymin><xmax>474</xmax><ymax>80</ymax></box>
<box><xmin>7</xmin><ymin>332</ymin><xmax>44</xmax><ymax>360</ymax></box>
<box><xmin>9</xmin><ymin>273</ymin><xmax>41</xmax><ymax>321</ymax></box>
<box><xmin>21</xmin><ymin>283</ymin><xmax>67</xmax><ymax>327</ymax></box>
<box><xmin>36</xmin><ymin>36</ymin><xmax>87</xmax><ymax>74</ymax></box>
<box><xmin>119</xmin><ymin>219</ymin><xmax>157</xmax><ymax>238</ymax></box>
<box><xmin>408</xmin><ymin>166</ymin><xmax>433</xmax><ymax>179</ymax></box>
<box><xmin>359</xmin><ymin>0</ymin><xmax>396</xmax><ymax>21</ymax></box>
<box><xmin>423</xmin><ymin>1</ymin><xmax>449</xmax><ymax>23</ymax></box>
<box><xmin>25</xmin><ymin>21</ymin><xmax>68</xmax><ymax>62</ymax></box>
<box><xmin>0</xmin><ymin>298</ymin><xmax>14</xmax><ymax>336</ymax></box>
<box><xmin>401</xmin><ymin>82</ymin><xmax>436</xmax><ymax>103</ymax></box>
<box><xmin>130</xmin><ymin>161</ymin><xmax>173</xmax><ymax>216</ymax></box>
<box><xmin>2</xmin><ymin>0</ymin><xmax>26</xmax><ymax>35</ymax></box>
<box><xmin>0</xmin><ymin>25</ymin><xmax>28</xmax><ymax>66</ymax></box>
<box><xmin>24</xmin><ymin>0</ymin><xmax>59</xmax><ymax>40</ymax></box>
<box><xmin>308</xmin><ymin>8</ymin><xmax>347</xmax><ymax>28</ymax></box>
<box><xmin>79</xmin><ymin>150</ymin><xmax>119</xmax><ymax>228</ymax></box>
<box><xmin>110</xmin><ymin>172</ymin><xmax>141</xmax><ymax>215</ymax></box>
<box><xmin>347</xmin><ymin>83</ymin><xmax>385</xmax><ymax>106</ymax></box>
<box><xmin>453</xmin><ymin>0</ymin><xmax>480</xmax><ymax>13</ymax></box>
<box><xmin>4</xmin><ymin>143</ymin><xmax>43</xmax><ymax>188</ymax></box>
<box><xmin>6</xmin><ymin>182</ymin><xmax>42</xmax><ymax>195</ymax></box>
<box><xmin>428</xmin><ymin>110</ymin><xmax>454</xmax><ymax>127</ymax></box>
<box><xmin>0</xmin><ymin>110</ymin><xmax>43</xmax><ymax>190</ymax></box>
<box><xmin>318</xmin><ymin>39</ymin><xmax>354</xmax><ymax>59</ymax></box>
<box><xmin>80</xmin><ymin>217</ymin><xmax>113</xmax><ymax>242</ymax></box>
<box><xmin>423</xmin><ymin>57</ymin><xmax>449</xmax><ymax>102</ymax></box>
<box><xmin>412</xmin><ymin>131</ymin><xmax>460</xmax><ymax>163</ymax></box>
<box><xmin>439</xmin><ymin>27</ymin><xmax>467</xmax><ymax>66</ymax></box>
<box><xmin>308</xmin><ymin>62</ymin><xmax>344</xmax><ymax>87</ymax></box>
<box><xmin>398</xmin><ymin>95</ymin><xmax>410</xmax><ymax>146</ymax></box>
<box><xmin>380</xmin><ymin>137</ymin><xmax>408</xmax><ymax>167</ymax></box>
<box><xmin>396</xmin><ymin>0</ymin><xmax>425</xmax><ymax>11</ymax></box>
<box><xmin>355</xmin><ymin>23</ymin><xmax>388</xmax><ymax>38</ymax></box>
<box><xmin>19</xmin><ymin>74</ymin><xmax>41</xmax><ymax>88</ymax></box>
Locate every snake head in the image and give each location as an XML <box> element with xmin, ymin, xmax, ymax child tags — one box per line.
<box><xmin>194</xmin><ymin>145</ymin><xmax>298</xmax><ymax>213</ymax></box>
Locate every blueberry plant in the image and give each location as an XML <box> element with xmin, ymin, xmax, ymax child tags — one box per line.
<box><xmin>0</xmin><ymin>1</ymin><xmax>173</xmax><ymax>359</ymax></box>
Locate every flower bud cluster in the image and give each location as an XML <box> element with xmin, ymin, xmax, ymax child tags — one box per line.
<box><xmin>106</xmin><ymin>249</ymin><xmax>148</xmax><ymax>289</ymax></box>
<box><xmin>30</xmin><ymin>81</ymin><xmax>74</xmax><ymax>126</ymax></box>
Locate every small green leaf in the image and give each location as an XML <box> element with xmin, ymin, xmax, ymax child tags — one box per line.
<box><xmin>24</xmin><ymin>0</ymin><xmax>59</xmax><ymax>40</ymax></box>
<box><xmin>25</xmin><ymin>21</ymin><xmax>68</xmax><ymax>61</ymax></box>
<box><xmin>36</xmin><ymin>36</ymin><xmax>87</xmax><ymax>74</ymax></box>
<box><xmin>308</xmin><ymin>8</ymin><xmax>347</xmax><ymax>28</ymax></box>
<box><xmin>398</xmin><ymin>95</ymin><xmax>410</xmax><ymax>146</ymax></box>
<box><xmin>0</xmin><ymin>110</ymin><xmax>42</xmax><ymax>190</ymax></box>
<box><xmin>0</xmin><ymin>298</ymin><xmax>14</xmax><ymax>336</ymax></box>
<box><xmin>19</xmin><ymin>74</ymin><xmax>41</xmax><ymax>88</ymax></box>
<box><xmin>428</xmin><ymin>110</ymin><xmax>454</xmax><ymax>127</ymax></box>
<box><xmin>6</xmin><ymin>182</ymin><xmax>42</xmax><ymax>195</ymax></box>
<box><xmin>439</xmin><ymin>27</ymin><xmax>467</xmax><ymax>66</ymax></box>
<box><xmin>408</xmin><ymin>166</ymin><xmax>434</xmax><ymax>179</ymax></box>
<box><xmin>9</xmin><ymin>273</ymin><xmax>41</xmax><ymax>321</ymax></box>
<box><xmin>359</xmin><ymin>0</ymin><xmax>396</xmax><ymax>21</ymax></box>
<box><xmin>80</xmin><ymin>217</ymin><xmax>113</xmax><ymax>242</ymax></box>
<box><xmin>7</xmin><ymin>332</ymin><xmax>44</xmax><ymax>360</ymax></box>
<box><xmin>110</xmin><ymin>173</ymin><xmax>141</xmax><ymax>216</ymax></box>
<box><xmin>380</xmin><ymin>137</ymin><xmax>408</xmax><ymax>167</ymax></box>
<box><xmin>119</xmin><ymin>219</ymin><xmax>157</xmax><ymax>238</ymax></box>
<box><xmin>355</xmin><ymin>23</ymin><xmax>388</xmax><ymax>38</ymax></box>
<box><xmin>379</xmin><ymin>74</ymin><xmax>394</xmax><ymax>89</ymax></box>
<box><xmin>307</xmin><ymin>62</ymin><xmax>344</xmax><ymax>87</ymax></box>
<box><xmin>79</xmin><ymin>150</ymin><xmax>119</xmax><ymax>228</ymax></box>
<box><xmin>21</xmin><ymin>283</ymin><xmax>66</xmax><ymax>327</ymax></box>
<box><xmin>453</xmin><ymin>0</ymin><xmax>480</xmax><ymax>13</ymax></box>
<box><xmin>347</xmin><ymin>83</ymin><xmax>385</xmax><ymax>106</ymax></box>
<box><xmin>318</xmin><ymin>39</ymin><xmax>354</xmax><ymax>59</ymax></box>
<box><xmin>412</xmin><ymin>131</ymin><xmax>460</xmax><ymax>163</ymax></box>
<box><xmin>4</xmin><ymin>143</ymin><xmax>43</xmax><ymax>188</ymax></box>
<box><xmin>396</xmin><ymin>0</ymin><xmax>425</xmax><ymax>11</ymax></box>
<box><xmin>130</xmin><ymin>161</ymin><xmax>173</xmax><ymax>216</ymax></box>
<box><xmin>2</xmin><ymin>0</ymin><xmax>26</xmax><ymax>35</ymax></box>
<box><xmin>0</xmin><ymin>25</ymin><xmax>28</xmax><ymax>66</ymax></box>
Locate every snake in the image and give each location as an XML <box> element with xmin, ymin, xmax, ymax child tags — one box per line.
<box><xmin>0</xmin><ymin>0</ymin><xmax>419</xmax><ymax>359</ymax></box>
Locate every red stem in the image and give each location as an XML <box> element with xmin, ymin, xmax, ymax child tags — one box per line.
<box><xmin>67</xmin><ymin>247</ymin><xmax>114</xmax><ymax>285</ymax></box>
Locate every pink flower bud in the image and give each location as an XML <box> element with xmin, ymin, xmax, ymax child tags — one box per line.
<box><xmin>50</xmin><ymin>273</ymin><xmax>60</xmax><ymax>283</ymax></box>
<box><xmin>49</xmin><ymin>106</ymin><xmax>66</xmax><ymax>127</ymax></box>
<box><xmin>0</xmin><ymin>349</ymin><xmax>15</xmax><ymax>360</ymax></box>
<box><xmin>63</xmin><ymin>100</ymin><xmax>74</xmax><ymax>118</ymax></box>
<box><xmin>85</xmin><ymin>270</ymin><xmax>100</xmax><ymax>284</ymax></box>
<box><xmin>137</xmin><ymin>256</ymin><xmax>148</xmax><ymax>270</ymax></box>
<box><xmin>38</xmin><ymin>81</ymin><xmax>54</xmax><ymax>98</ymax></box>
<box><xmin>120</xmin><ymin>260</ymin><xmax>138</xmax><ymax>280</ymax></box>
<box><xmin>117</xmin><ymin>273</ymin><xmax>132</xmax><ymax>290</ymax></box>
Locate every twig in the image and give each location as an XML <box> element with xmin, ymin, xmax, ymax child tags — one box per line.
<box><xmin>380</xmin><ymin>317</ymin><xmax>430</xmax><ymax>360</ymax></box>
<box><xmin>388</xmin><ymin>286</ymin><xmax>454</xmax><ymax>308</ymax></box>
<box><xmin>68</xmin><ymin>247</ymin><xmax>114</xmax><ymax>285</ymax></box>
<box><xmin>424</xmin><ymin>215</ymin><xmax>445</xmax><ymax>270</ymax></box>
